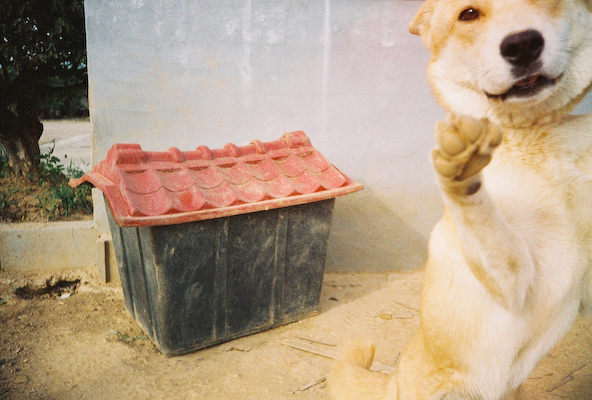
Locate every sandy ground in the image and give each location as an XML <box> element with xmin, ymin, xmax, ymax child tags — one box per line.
<box><xmin>0</xmin><ymin>269</ymin><xmax>591</xmax><ymax>400</ymax></box>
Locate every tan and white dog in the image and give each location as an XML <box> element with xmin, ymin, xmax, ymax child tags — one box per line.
<box><xmin>328</xmin><ymin>0</ymin><xmax>592</xmax><ymax>399</ymax></box>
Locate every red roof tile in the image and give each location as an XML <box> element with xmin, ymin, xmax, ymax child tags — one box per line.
<box><xmin>70</xmin><ymin>131</ymin><xmax>363</xmax><ymax>226</ymax></box>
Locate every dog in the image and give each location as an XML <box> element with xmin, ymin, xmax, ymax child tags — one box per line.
<box><xmin>328</xmin><ymin>0</ymin><xmax>592</xmax><ymax>399</ymax></box>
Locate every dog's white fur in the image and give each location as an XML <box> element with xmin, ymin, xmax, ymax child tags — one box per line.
<box><xmin>328</xmin><ymin>0</ymin><xmax>592</xmax><ymax>399</ymax></box>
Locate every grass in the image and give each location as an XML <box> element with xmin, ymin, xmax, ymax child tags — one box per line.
<box><xmin>0</xmin><ymin>145</ymin><xmax>10</xmax><ymax>179</ymax></box>
<box><xmin>36</xmin><ymin>145</ymin><xmax>93</xmax><ymax>218</ymax></box>
<box><xmin>0</xmin><ymin>143</ymin><xmax>93</xmax><ymax>222</ymax></box>
<box><xmin>0</xmin><ymin>147</ymin><xmax>16</xmax><ymax>211</ymax></box>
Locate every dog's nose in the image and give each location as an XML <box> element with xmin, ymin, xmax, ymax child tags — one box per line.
<box><xmin>500</xmin><ymin>30</ymin><xmax>545</xmax><ymax>67</ymax></box>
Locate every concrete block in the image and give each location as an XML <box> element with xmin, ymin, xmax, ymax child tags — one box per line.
<box><xmin>0</xmin><ymin>220</ymin><xmax>99</xmax><ymax>272</ymax></box>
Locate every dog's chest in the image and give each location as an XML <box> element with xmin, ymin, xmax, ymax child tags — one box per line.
<box><xmin>486</xmin><ymin>130</ymin><xmax>592</xmax><ymax>269</ymax></box>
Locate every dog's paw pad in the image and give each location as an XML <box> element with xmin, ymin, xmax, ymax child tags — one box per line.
<box><xmin>434</xmin><ymin>114</ymin><xmax>502</xmax><ymax>183</ymax></box>
<box><xmin>432</xmin><ymin>149</ymin><xmax>462</xmax><ymax>178</ymax></box>
<box><xmin>484</xmin><ymin>121</ymin><xmax>503</xmax><ymax>150</ymax></box>
<box><xmin>437</xmin><ymin>127</ymin><xmax>466</xmax><ymax>157</ymax></box>
<box><xmin>450</xmin><ymin>113</ymin><xmax>482</xmax><ymax>143</ymax></box>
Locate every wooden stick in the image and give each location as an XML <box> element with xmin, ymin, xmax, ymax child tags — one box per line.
<box><xmin>296</xmin><ymin>336</ymin><xmax>337</xmax><ymax>347</ymax></box>
<box><xmin>298</xmin><ymin>376</ymin><xmax>326</xmax><ymax>391</ymax></box>
<box><xmin>546</xmin><ymin>363</ymin><xmax>586</xmax><ymax>393</ymax></box>
<box><xmin>282</xmin><ymin>338</ymin><xmax>341</xmax><ymax>359</ymax></box>
<box><xmin>282</xmin><ymin>338</ymin><xmax>397</xmax><ymax>374</ymax></box>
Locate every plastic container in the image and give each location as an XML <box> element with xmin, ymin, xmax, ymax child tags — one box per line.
<box><xmin>71</xmin><ymin>131</ymin><xmax>362</xmax><ymax>356</ymax></box>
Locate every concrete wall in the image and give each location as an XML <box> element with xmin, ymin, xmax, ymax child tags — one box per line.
<box><xmin>84</xmin><ymin>0</ymin><xmax>592</xmax><ymax>273</ymax></box>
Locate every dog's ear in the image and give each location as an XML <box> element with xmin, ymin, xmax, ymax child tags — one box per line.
<box><xmin>409</xmin><ymin>0</ymin><xmax>435</xmax><ymax>36</ymax></box>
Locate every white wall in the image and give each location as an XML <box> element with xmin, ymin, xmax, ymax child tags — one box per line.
<box><xmin>84</xmin><ymin>0</ymin><xmax>592</xmax><ymax>272</ymax></box>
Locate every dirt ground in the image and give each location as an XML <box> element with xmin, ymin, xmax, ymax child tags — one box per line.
<box><xmin>0</xmin><ymin>268</ymin><xmax>591</xmax><ymax>400</ymax></box>
<box><xmin>0</xmin><ymin>175</ymin><xmax>92</xmax><ymax>223</ymax></box>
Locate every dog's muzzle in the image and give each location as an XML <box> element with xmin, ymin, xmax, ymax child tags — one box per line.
<box><xmin>485</xmin><ymin>74</ymin><xmax>562</xmax><ymax>101</ymax></box>
<box><xmin>486</xmin><ymin>29</ymin><xmax>562</xmax><ymax>101</ymax></box>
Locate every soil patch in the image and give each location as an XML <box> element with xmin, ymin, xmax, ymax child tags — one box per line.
<box><xmin>0</xmin><ymin>174</ymin><xmax>92</xmax><ymax>223</ymax></box>
<box><xmin>0</xmin><ymin>270</ymin><xmax>591</xmax><ymax>399</ymax></box>
<box><xmin>13</xmin><ymin>279</ymin><xmax>80</xmax><ymax>300</ymax></box>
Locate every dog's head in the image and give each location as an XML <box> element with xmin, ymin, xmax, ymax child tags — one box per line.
<box><xmin>410</xmin><ymin>0</ymin><xmax>592</xmax><ymax>127</ymax></box>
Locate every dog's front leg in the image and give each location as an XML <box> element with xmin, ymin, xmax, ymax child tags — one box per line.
<box><xmin>432</xmin><ymin>114</ymin><xmax>535</xmax><ymax>311</ymax></box>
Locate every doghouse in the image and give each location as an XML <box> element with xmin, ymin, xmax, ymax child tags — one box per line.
<box><xmin>71</xmin><ymin>131</ymin><xmax>362</xmax><ymax>356</ymax></box>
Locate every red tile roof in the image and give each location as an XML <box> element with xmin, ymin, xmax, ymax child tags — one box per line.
<box><xmin>70</xmin><ymin>131</ymin><xmax>363</xmax><ymax>226</ymax></box>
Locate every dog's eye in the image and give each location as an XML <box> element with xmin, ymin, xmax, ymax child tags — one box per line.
<box><xmin>459</xmin><ymin>7</ymin><xmax>480</xmax><ymax>22</ymax></box>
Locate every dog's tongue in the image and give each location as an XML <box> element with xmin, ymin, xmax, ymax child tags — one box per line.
<box><xmin>515</xmin><ymin>75</ymin><xmax>539</xmax><ymax>87</ymax></box>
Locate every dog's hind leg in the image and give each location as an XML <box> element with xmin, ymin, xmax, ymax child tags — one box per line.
<box><xmin>432</xmin><ymin>114</ymin><xmax>536</xmax><ymax>311</ymax></box>
<box><xmin>327</xmin><ymin>341</ymin><xmax>391</xmax><ymax>400</ymax></box>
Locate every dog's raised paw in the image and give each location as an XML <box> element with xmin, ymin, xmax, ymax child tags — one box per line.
<box><xmin>433</xmin><ymin>114</ymin><xmax>502</xmax><ymax>184</ymax></box>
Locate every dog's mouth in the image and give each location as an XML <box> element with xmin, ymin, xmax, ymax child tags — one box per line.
<box><xmin>485</xmin><ymin>74</ymin><xmax>563</xmax><ymax>101</ymax></box>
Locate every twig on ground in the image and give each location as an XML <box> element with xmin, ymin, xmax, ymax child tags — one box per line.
<box><xmin>546</xmin><ymin>363</ymin><xmax>586</xmax><ymax>393</ymax></box>
<box><xmin>298</xmin><ymin>376</ymin><xmax>326</xmax><ymax>391</ymax></box>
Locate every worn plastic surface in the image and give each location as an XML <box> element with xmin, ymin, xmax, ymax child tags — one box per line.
<box><xmin>107</xmin><ymin>198</ymin><xmax>335</xmax><ymax>356</ymax></box>
<box><xmin>71</xmin><ymin>131</ymin><xmax>362</xmax><ymax>226</ymax></box>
